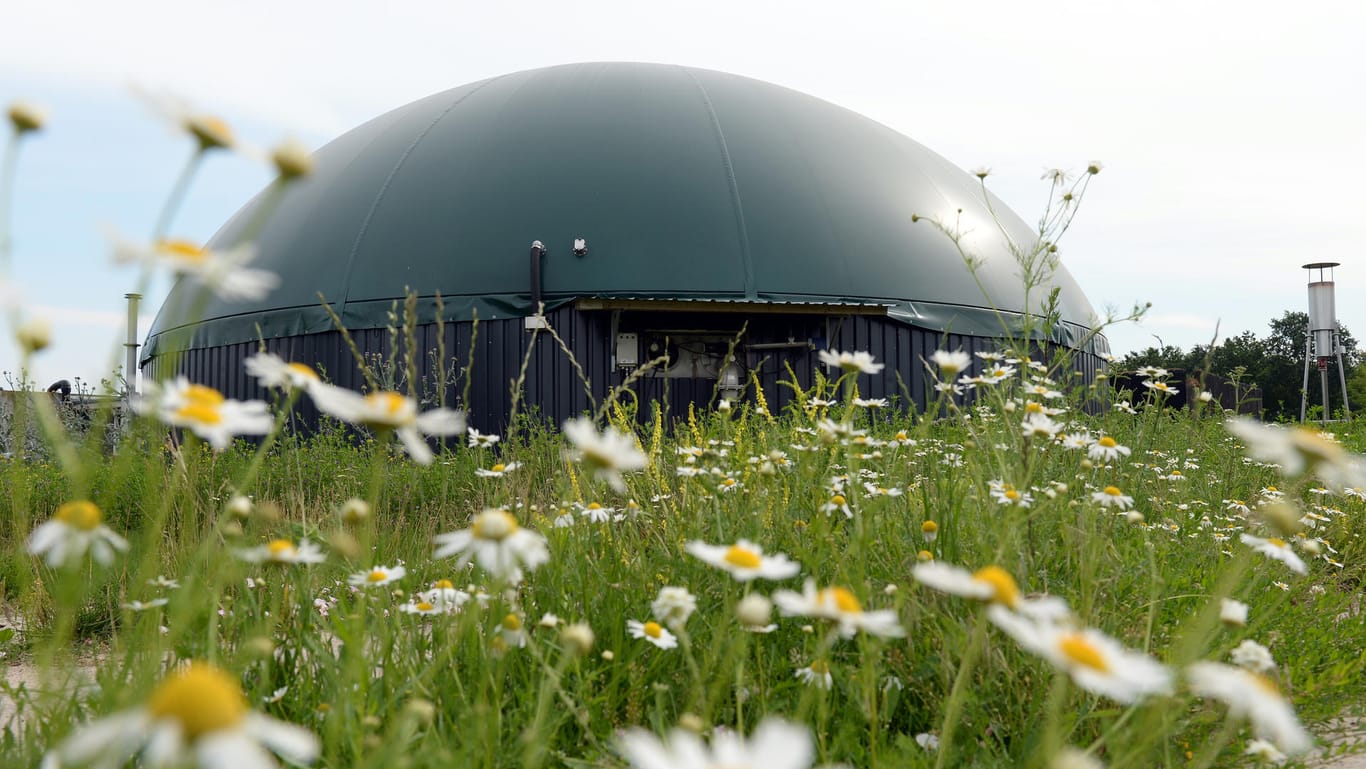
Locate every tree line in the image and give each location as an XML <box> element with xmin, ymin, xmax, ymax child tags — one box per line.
<box><xmin>1115</xmin><ymin>311</ymin><xmax>1365</xmax><ymax>420</ymax></box>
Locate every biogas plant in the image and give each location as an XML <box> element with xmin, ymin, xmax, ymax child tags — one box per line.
<box><xmin>142</xmin><ymin>62</ymin><xmax>1106</xmax><ymax>429</ymax></box>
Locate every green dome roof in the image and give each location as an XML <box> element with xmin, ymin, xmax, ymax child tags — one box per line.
<box><xmin>146</xmin><ymin>62</ymin><xmax>1099</xmax><ymax>358</ymax></box>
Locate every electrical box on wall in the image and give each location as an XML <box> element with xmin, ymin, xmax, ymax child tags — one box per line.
<box><xmin>615</xmin><ymin>333</ymin><xmax>639</xmax><ymax>368</ymax></box>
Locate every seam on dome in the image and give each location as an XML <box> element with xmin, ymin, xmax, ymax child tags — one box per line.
<box><xmin>335</xmin><ymin>73</ymin><xmax>508</xmax><ymax>315</ymax></box>
<box><xmin>682</xmin><ymin>67</ymin><xmax>756</xmax><ymax>299</ymax></box>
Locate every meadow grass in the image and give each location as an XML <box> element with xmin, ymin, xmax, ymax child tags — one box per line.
<box><xmin>4</xmin><ymin>101</ymin><xmax>1365</xmax><ymax>769</ymax></box>
<box><xmin>3</xmin><ymin>367</ymin><xmax>1366</xmax><ymax>768</ymax></box>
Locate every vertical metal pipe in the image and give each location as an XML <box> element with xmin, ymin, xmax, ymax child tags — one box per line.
<box><xmin>1300</xmin><ymin>337</ymin><xmax>1311</xmax><ymax>423</ymax></box>
<box><xmin>1337</xmin><ymin>345</ymin><xmax>1353</xmax><ymax>419</ymax></box>
<box><xmin>1320</xmin><ymin>365</ymin><xmax>1330</xmax><ymax>425</ymax></box>
<box><xmin>124</xmin><ymin>292</ymin><xmax>141</xmax><ymax>395</ymax></box>
<box><xmin>529</xmin><ymin>241</ymin><xmax>545</xmax><ymax>316</ymax></box>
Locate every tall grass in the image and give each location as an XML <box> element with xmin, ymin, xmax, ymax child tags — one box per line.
<box><xmin>3</xmin><ymin>103</ymin><xmax>1364</xmax><ymax>769</ymax></box>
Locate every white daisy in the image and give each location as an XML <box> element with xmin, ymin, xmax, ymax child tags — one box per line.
<box><xmin>1186</xmin><ymin>661</ymin><xmax>1313</xmax><ymax>757</ymax></box>
<box><xmin>121</xmin><ymin>599</ymin><xmax>170</xmax><ymax>612</ymax></box>
<box><xmin>650</xmin><ymin>586</ymin><xmax>697</xmax><ymax>631</ymax></box>
<box><xmin>1091</xmin><ymin>486</ymin><xmax>1134</xmax><ymax>510</ymax></box>
<box><xmin>617</xmin><ymin>716</ymin><xmax>813</xmax><ymax>769</ymax></box>
<box><xmin>418</xmin><ymin>579</ymin><xmax>472</xmax><ymax>613</ymax></box>
<box><xmin>112</xmin><ymin>235</ymin><xmax>279</xmax><ymax>302</ymax></box>
<box><xmin>773</xmin><ymin>579</ymin><xmax>904</xmax><ymax>639</ymax></box>
<box><xmin>236</xmin><ymin>539</ymin><xmax>326</xmax><ymax>565</ymax></box>
<box><xmin>1143</xmin><ymin>379</ymin><xmax>1180</xmax><ymax>397</ymax></box>
<box><xmin>400</xmin><ymin>599</ymin><xmax>443</xmax><ymax>616</ymax></box>
<box><xmin>309</xmin><ymin>383</ymin><xmax>466</xmax><ymax>465</ymax></box>
<box><xmin>986</xmin><ymin>606</ymin><xmax>1173</xmax><ymax>703</ymax></box>
<box><xmin>627</xmin><ymin>619</ymin><xmax>678</xmax><ymax>650</ymax></box>
<box><xmin>27</xmin><ymin>500</ymin><xmax>129</xmax><ymax>568</ymax></box>
<box><xmin>930</xmin><ymin>350</ymin><xmax>971</xmax><ymax>379</ymax></box>
<box><xmin>794</xmin><ymin>661</ymin><xmax>833</xmax><ymax>689</ymax></box>
<box><xmin>244</xmin><ymin>353</ymin><xmax>321</xmax><ymax>392</ymax></box>
<box><xmin>467</xmin><ymin>428</ymin><xmax>501</xmax><ymax>448</ymax></box>
<box><xmin>347</xmin><ymin>564</ymin><xmax>405</xmax><ymax>588</ymax></box>
<box><xmin>133</xmin><ymin>378</ymin><xmax>274</xmax><ymax>450</ymax></box>
<box><xmin>1245</xmin><ymin>738</ymin><xmax>1287</xmax><ymax>765</ymax></box>
<box><xmin>1021</xmin><ymin>413</ymin><xmax>1062</xmax><ymax>440</ymax></box>
<box><xmin>561</xmin><ymin>416</ymin><xmax>648</xmax><ymax>493</ymax></box>
<box><xmin>1239</xmin><ymin>534</ymin><xmax>1307</xmax><ymax>575</ymax></box>
<box><xmin>817</xmin><ymin>349</ymin><xmax>884</xmax><ymax>374</ymax></box>
<box><xmin>474</xmin><ymin>462</ymin><xmax>520</xmax><ymax>478</ymax></box>
<box><xmin>433</xmin><ymin>508</ymin><xmax>549</xmax><ymax>585</ymax></box>
<box><xmin>913</xmin><ymin>562</ymin><xmax>1024</xmax><ymax>609</ymax></box>
<box><xmin>1226</xmin><ymin>418</ymin><xmax>1366</xmax><ymax>490</ymax></box>
<box><xmin>1087</xmin><ymin>436</ymin><xmax>1131</xmax><ymax>462</ymax></box>
<box><xmin>819</xmin><ymin>493</ymin><xmax>853</xmax><ymax>518</ymax></box>
<box><xmin>685</xmin><ymin>539</ymin><xmax>801</xmax><ymax>582</ymax></box>
<box><xmin>1230</xmin><ymin>639</ymin><xmax>1276</xmax><ymax>674</ymax></box>
<box><xmin>1220</xmin><ymin>598</ymin><xmax>1249</xmax><ymax>627</ymax></box>
<box><xmin>41</xmin><ymin>662</ymin><xmax>319</xmax><ymax>769</ymax></box>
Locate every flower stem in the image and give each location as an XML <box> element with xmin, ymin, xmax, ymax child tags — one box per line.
<box><xmin>935</xmin><ymin>609</ymin><xmax>988</xmax><ymax>769</ymax></box>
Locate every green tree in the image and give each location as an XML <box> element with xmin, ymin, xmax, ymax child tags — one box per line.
<box><xmin>1115</xmin><ymin>311</ymin><xmax>1359</xmax><ymax>420</ymax></box>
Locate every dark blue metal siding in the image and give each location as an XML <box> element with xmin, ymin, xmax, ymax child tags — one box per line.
<box><xmin>143</xmin><ymin>309</ymin><xmax>1104</xmax><ymax>432</ymax></box>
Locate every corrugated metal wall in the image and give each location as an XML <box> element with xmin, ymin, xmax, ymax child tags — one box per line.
<box><xmin>145</xmin><ymin>307</ymin><xmax>1104</xmax><ymax>431</ymax></box>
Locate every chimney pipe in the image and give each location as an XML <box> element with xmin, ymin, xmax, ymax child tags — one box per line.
<box><xmin>124</xmin><ymin>292</ymin><xmax>141</xmax><ymax>395</ymax></box>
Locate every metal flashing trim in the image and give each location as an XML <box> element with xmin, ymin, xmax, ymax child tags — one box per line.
<box><xmin>573</xmin><ymin>297</ymin><xmax>890</xmax><ymax>315</ymax></box>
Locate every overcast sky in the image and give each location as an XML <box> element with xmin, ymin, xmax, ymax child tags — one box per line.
<box><xmin>2</xmin><ymin>0</ymin><xmax>1363</xmax><ymax>390</ymax></box>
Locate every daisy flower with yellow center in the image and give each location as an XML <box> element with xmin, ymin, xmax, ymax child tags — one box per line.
<box><xmin>1088</xmin><ymin>435</ymin><xmax>1131</xmax><ymax>462</ymax></box>
<box><xmin>627</xmin><ymin>619</ymin><xmax>678</xmax><ymax>649</ymax></box>
<box><xmin>1239</xmin><ymin>534</ymin><xmax>1307</xmax><ymax>574</ymax></box>
<box><xmin>820</xmin><ymin>493</ymin><xmax>853</xmax><ymax>518</ymax></box>
<box><xmin>617</xmin><ymin>716</ymin><xmax>813</xmax><ymax>769</ymax></box>
<box><xmin>1143</xmin><ymin>379</ymin><xmax>1179</xmax><ymax>396</ymax></box>
<box><xmin>236</xmin><ymin>538</ymin><xmax>326</xmax><ymax>565</ymax></box>
<box><xmin>433</xmin><ymin>508</ymin><xmax>549</xmax><ymax>585</ymax></box>
<box><xmin>244</xmin><ymin>352</ymin><xmax>321</xmax><ymax>392</ymax></box>
<box><xmin>1021</xmin><ymin>413</ymin><xmax>1062</xmax><ymax>440</ymax></box>
<box><xmin>650</xmin><ymin>586</ymin><xmax>697</xmax><ymax>631</ymax></box>
<box><xmin>980</xmin><ymin>364</ymin><xmax>1018</xmax><ymax>383</ymax></box>
<box><xmin>817</xmin><ymin>348</ymin><xmax>884</xmax><ymax>374</ymax></box>
<box><xmin>921</xmin><ymin>520</ymin><xmax>939</xmax><ymax>543</ymax></box>
<box><xmin>578</xmin><ymin>501</ymin><xmax>620</xmax><ymax>523</ymax></box>
<box><xmin>501</xmin><ymin>613</ymin><xmax>529</xmax><ymax>648</ymax></box>
<box><xmin>1226</xmin><ymin>417</ymin><xmax>1366</xmax><ymax>490</ymax></box>
<box><xmin>795</xmin><ymin>660</ymin><xmax>833</xmax><ymax>689</ymax></box>
<box><xmin>913</xmin><ymin>562</ymin><xmax>1026</xmax><ymax>610</ymax></box>
<box><xmin>467</xmin><ymin>428</ymin><xmax>501</xmax><ymax>448</ymax></box>
<box><xmin>987</xmin><ymin>606</ymin><xmax>1173</xmax><ymax>703</ymax></box>
<box><xmin>111</xmin><ymin>233</ymin><xmax>279</xmax><ymax>301</ymax></box>
<box><xmin>416</xmin><ymin>580</ymin><xmax>472</xmax><ymax>613</ymax></box>
<box><xmin>561</xmin><ymin>416</ymin><xmax>648</xmax><ymax>493</ymax></box>
<box><xmin>1091</xmin><ymin>485</ymin><xmax>1134</xmax><ymax>510</ymax></box>
<box><xmin>930</xmin><ymin>349</ymin><xmax>971</xmax><ymax>379</ymax></box>
<box><xmin>41</xmin><ymin>662</ymin><xmax>319</xmax><ymax>769</ymax></box>
<box><xmin>309</xmin><ymin>383</ymin><xmax>466</xmax><ymax>465</ymax></box>
<box><xmin>133</xmin><ymin>377</ymin><xmax>274</xmax><ymax>450</ymax></box>
<box><xmin>475</xmin><ymin>462</ymin><xmax>520</xmax><ymax>478</ymax></box>
<box><xmin>27</xmin><ymin>500</ymin><xmax>129</xmax><ymax>568</ymax></box>
<box><xmin>685</xmin><ymin>539</ymin><xmax>800</xmax><ymax>582</ymax></box>
<box><xmin>347</xmin><ymin>564</ymin><xmax>406</xmax><ymax>587</ymax></box>
<box><xmin>1186</xmin><ymin>661</ymin><xmax>1313</xmax><ymax>757</ymax></box>
<box><xmin>989</xmin><ymin>480</ymin><xmax>1033</xmax><ymax>507</ymax></box>
<box><xmin>400</xmin><ymin>600</ymin><xmax>442</xmax><ymax>616</ymax></box>
<box><xmin>773</xmin><ymin>579</ymin><xmax>904</xmax><ymax>639</ymax></box>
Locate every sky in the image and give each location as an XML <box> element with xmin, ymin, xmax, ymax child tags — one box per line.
<box><xmin>1</xmin><ymin>0</ymin><xmax>1363</xmax><ymax>391</ymax></box>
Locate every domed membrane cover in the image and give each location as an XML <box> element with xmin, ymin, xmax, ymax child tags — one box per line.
<box><xmin>145</xmin><ymin>62</ymin><xmax>1103</xmax><ymax>360</ymax></box>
